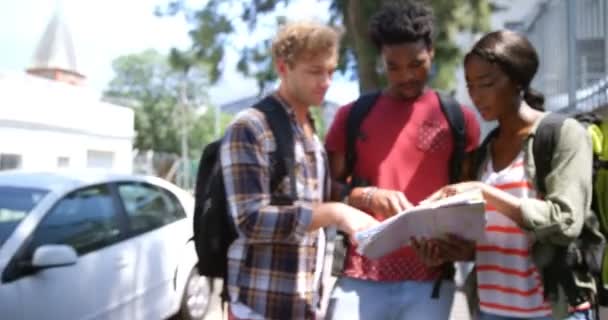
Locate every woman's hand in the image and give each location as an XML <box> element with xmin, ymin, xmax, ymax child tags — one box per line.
<box><xmin>423</xmin><ymin>181</ymin><xmax>484</xmax><ymax>203</ymax></box>
<box><xmin>426</xmin><ymin>181</ymin><xmax>525</xmax><ymax>227</ymax></box>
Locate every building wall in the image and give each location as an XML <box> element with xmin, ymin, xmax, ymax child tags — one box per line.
<box><xmin>0</xmin><ymin>125</ymin><xmax>132</xmax><ymax>172</ymax></box>
<box><xmin>0</xmin><ymin>72</ymin><xmax>134</xmax><ymax>173</ymax></box>
<box><xmin>520</xmin><ymin>0</ymin><xmax>608</xmax><ymax>113</ymax></box>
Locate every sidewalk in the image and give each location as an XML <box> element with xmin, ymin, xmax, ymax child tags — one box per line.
<box><xmin>203</xmin><ymin>278</ymin><xmax>608</xmax><ymax>320</ymax></box>
<box><xmin>450</xmin><ymin>291</ymin><xmax>472</xmax><ymax>320</ymax></box>
<box><xmin>204</xmin><ymin>279</ymin><xmax>224</xmax><ymax>320</ymax></box>
<box><xmin>203</xmin><ymin>278</ymin><xmax>473</xmax><ymax>320</ymax></box>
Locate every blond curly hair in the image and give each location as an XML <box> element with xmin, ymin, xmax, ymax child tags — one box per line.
<box><xmin>271</xmin><ymin>21</ymin><xmax>340</xmax><ymax>67</ymax></box>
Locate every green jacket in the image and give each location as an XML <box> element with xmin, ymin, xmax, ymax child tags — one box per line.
<box><xmin>473</xmin><ymin>113</ymin><xmax>594</xmax><ymax>318</ymax></box>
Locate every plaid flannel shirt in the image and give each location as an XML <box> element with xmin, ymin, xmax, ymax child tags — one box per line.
<box><xmin>220</xmin><ymin>96</ymin><xmax>332</xmax><ymax>320</ymax></box>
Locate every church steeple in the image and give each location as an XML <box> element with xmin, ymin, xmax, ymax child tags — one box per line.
<box><xmin>26</xmin><ymin>3</ymin><xmax>85</xmax><ymax>85</ymax></box>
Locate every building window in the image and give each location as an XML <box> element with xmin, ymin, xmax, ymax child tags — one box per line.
<box><xmin>86</xmin><ymin>150</ymin><xmax>114</xmax><ymax>169</ymax></box>
<box><xmin>0</xmin><ymin>154</ymin><xmax>22</xmax><ymax>170</ymax></box>
<box><xmin>57</xmin><ymin>157</ymin><xmax>70</xmax><ymax>168</ymax></box>
<box><xmin>578</xmin><ymin>39</ymin><xmax>605</xmax><ymax>87</ymax></box>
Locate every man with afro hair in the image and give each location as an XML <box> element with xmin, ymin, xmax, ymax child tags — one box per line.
<box><xmin>324</xmin><ymin>1</ymin><xmax>480</xmax><ymax>319</ymax></box>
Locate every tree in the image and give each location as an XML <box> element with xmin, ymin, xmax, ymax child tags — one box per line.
<box><xmin>310</xmin><ymin>106</ymin><xmax>327</xmax><ymax>139</ymax></box>
<box><xmin>103</xmin><ymin>49</ymin><xmax>230</xmax><ymax>158</ymax></box>
<box><xmin>157</xmin><ymin>0</ymin><xmax>493</xmax><ymax>92</ymax></box>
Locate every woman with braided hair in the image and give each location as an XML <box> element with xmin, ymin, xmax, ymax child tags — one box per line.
<box><xmin>417</xmin><ymin>30</ymin><xmax>595</xmax><ymax>320</ymax></box>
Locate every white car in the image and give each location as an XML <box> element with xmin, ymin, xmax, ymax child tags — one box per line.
<box><xmin>0</xmin><ymin>170</ymin><xmax>211</xmax><ymax>320</ymax></box>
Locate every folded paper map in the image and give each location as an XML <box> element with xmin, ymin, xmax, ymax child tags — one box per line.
<box><xmin>355</xmin><ymin>189</ymin><xmax>486</xmax><ymax>259</ymax></box>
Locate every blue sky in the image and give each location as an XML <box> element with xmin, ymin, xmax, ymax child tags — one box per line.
<box><xmin>0</xmin><ymin>0</ymin><xmax>359</xmax><ymax>106</ymax></box>
<box><xmin>0</xmin><ymin>0</ymin><xmax>537</xmax><ymax>107</ymax></box>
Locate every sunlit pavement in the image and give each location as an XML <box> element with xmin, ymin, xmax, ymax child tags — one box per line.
<box><xmin>203</xmin><ymin>279</ymin><xmax>224</xmax><ymax>320</ymax></box>
<box><xmin>202</xmin><ymin>278</ymin><xmax>473</xmax><ymax>320</ymax></box>
<box><xmin>202</xmin><ymin>278</ymin><xmax>608</xmax><ymax>320</ymax></box>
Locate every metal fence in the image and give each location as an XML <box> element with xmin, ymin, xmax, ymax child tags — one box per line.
<box><xmin>512</xmin><ymin>0</ymin><xmax>608</xmax><ymax>114</ymax></box>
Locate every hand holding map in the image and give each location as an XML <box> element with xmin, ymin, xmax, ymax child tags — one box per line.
<box><xmin>355</xmin><ymin>189</ymin><xmax>486</xmax><ymax>259</ymax></box>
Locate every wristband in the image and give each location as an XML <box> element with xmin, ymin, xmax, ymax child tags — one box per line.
<box><xmin>362</xmin><ymin>187</ymin><xmax>378</xmax><ymax>208</ymax></box>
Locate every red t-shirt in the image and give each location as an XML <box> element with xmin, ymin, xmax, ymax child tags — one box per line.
<box><xmin>325</xmin><ymin>89</ymin><xmax>480</xmax><ymax>281</ymax></box>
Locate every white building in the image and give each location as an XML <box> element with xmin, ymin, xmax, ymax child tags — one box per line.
<box><xmin>0</xmin><ymin>8</ymin><xmax>134</xmax><ymax>173</ymax></box>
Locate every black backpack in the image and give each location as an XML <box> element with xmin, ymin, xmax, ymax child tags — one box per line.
<box><xmin>192</xmin><ymin>95</ymin><xmax>297</xmax><ymax>289</ymax></box>
<box><xmin>332</xmin><ymin>90</ymin><xmax>467</xmax><ymax>298</ymax></box>
<box><xmin>474</xmin><ymin>113</ymin><xmax>607</xmax><ymax>309</ymax></box>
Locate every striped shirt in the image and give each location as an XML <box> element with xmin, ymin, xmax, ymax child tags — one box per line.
<box><xmin>220</xmin><ymin>95</ymin><xmax>332</xmax><ymax>320</ymax></box>
<box><xmin>477</xmin><ymin>151</ymin><xmax>552</xmax><ymax>318</ymax></box>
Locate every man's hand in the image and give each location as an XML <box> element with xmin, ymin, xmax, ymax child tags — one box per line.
<box><xmin>411</xmin><ymin>238</ymin><xmax>445</xmax><ymax>267</ymax></box>
<box><xmin>411</xmin><ymin>235</ymin><xmax>476</xmax><ymax>266</ymax></box>
<box><xmin>368</xmin><ymin>189</ymin><xmax>413</xmax><ymax>218</ymax></box>
<box><xmin>433</xmin><ymin>234</ymin><xmax>476</xmax><ymax>262</ymax></box>
<box><xmin>333</xmin><ymin>203</ymin><xmax>380</xmax><ymax>242</ymax></box>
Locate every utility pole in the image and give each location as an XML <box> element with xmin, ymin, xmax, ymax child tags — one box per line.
<box><xmin>214</xmin><ymin>103</ymin><xmax>220</xmax><ymax>138</ymax></box>
<box><xmin>567</xmin><ymin>0</ymin><xmax>578</xmax><ymax>112</ymax></box>
<box><xmin>180</xmin><ymin>78</ymin><xmax>190</xmax><ymax>189</ymax></box>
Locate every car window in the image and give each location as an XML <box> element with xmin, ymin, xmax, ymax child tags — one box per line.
<box><xmin>156</xmin><ymin>186</ymin><xmax>187</xmax><ymax>220</ymax></box>
<box><xmin>117</xmin><ymin>182</ymin><xmax>186</xmax><ymax>234</ymax></box>
<box><xmin>30</xmin><ymin>185</ymin><xmax>122</xmax><ymax>255</ymax></box>
<box><xmin>0</xmin><ymin>187</ymin><xmax>48</xmax><ymax>247</ymax></box>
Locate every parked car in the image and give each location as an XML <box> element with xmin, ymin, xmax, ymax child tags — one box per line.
<box><xmin>0</xmin><ymin>170</ymin><xmax>210</xmax><ymax>320</ymax></box>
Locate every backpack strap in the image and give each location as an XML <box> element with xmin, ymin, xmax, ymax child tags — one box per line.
<box><xmin>473</xmin><ymin>113</ymin><xmax>567</xmax><ymax>191</ymax></box>
<box><xmin>344</xmin><ymin>91</ymin><xmax>382</xmax><ymax>183</ymax></box>
<box><xmin>531</xmin><ymin>113</ymin><xmax>594</xmax><ymax>307</ymax></box>
<box><xmin>436</xmin><ymin>92</ymin><xmax>466</xmax><ymax>183</ymax></box>
<box><xmin>253</xmin><ymin>95</ymin><xmax>297</xmax><ymax>204</ymax></box>
<box><xmin>471</xmin><ymin>127</ymin><xmax>500</xmax><ymax>179</ymax></box>
<box><xmin>431</xmin><ymin>93</ymin><xmax>467</xmax><ymax>299</ymax></box>
<box><xmin>532</xmin><ymin>113</ymin><xmax>567</xmax><ymax>194</ymax></box>
<box><xmin>344</xmin><ymin>91</ymin><xmax>467</xmax><ymax>184</ymax></box>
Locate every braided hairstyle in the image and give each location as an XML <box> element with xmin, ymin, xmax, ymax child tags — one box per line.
<box><xmin>465</xmin><ymin>30</ymin><xmax>545</xmax><ymax>111</ymax></box>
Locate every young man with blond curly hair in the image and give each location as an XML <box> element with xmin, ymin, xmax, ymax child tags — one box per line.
<box><xmin>220</xmin><ymin>21</ymin><xmax>379</xmax><ymax>320</ymax></box>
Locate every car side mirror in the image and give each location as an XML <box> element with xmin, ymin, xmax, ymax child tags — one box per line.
<box><xmin>30</xmin><ymin>244</ymin><xmax>78</xmax><ymax>269</ymax></box>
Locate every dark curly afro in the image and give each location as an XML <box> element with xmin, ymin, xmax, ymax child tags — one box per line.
<box><xmin>368</xmin><ymin>0</ymin><xmax>435</xmax><ymax>49</ymax></box>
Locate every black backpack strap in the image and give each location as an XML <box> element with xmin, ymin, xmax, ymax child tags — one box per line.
<box><xmin>436</xmin><ymin>92</ymin><xmax>466</xmax><ymax>183</ymax></box>
<box><xmin>532</xmin><ymin>113</ymin><xmax>593</xmax><ymax>307</ymax></box>
<box><xmin>330</xmin><ymin>91</ymin><xmax>380</xmax><ymax>277</ymax></box>
<box><xmin>532</xmin><ymin>113</ymin><xmax>566</xmax><ymax>194</ymax></box>
<box><xmin>431</xmin><ymin>92</ymin><xmax>467</xmax><ymax>299</ymax></box>
<box><xmin>344</xmin><ymin>91</ymin><xmax>382</xmax><ymax>182</ymax></box>
<box><xmin>253</xmin><ymin>95</ymin><xmax>297</xmax><ymax>203</ymax></box>
<box><xmin>470</xmin><ymin>128</ymin><xmax>500</xmax><ymax>179</ymax></box>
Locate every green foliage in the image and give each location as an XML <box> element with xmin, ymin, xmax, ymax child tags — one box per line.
<box><xmin>190</xmin><ymin>108</ymin><xmax>233</xmax><ymax>155</ymax></box>
<box><xmin>309</xmin><ymin>106</ymin><xmax>327</xmax><ymax>140</ymax></box>
<box><xmin>103</xmin><ymin>49</ymin><xmax>230</xmax><ymax>157</ymax></box>
<box><xmin>427</xmin><ymin>0</ymin><xmax>491</xmax><ymax>89</ymax></box>
<box><xmin>158</xmin><ymin>0</ymin><xmax>493</xmax><ymax>92</ymax></box>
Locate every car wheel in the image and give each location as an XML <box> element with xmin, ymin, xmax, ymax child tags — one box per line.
<box><xmin>179</xmin><ymin>267</ymin><xmax>211</xmax><ymax>320</ymax></box>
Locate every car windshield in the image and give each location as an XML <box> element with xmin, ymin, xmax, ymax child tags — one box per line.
<box><xmin>0</xmin><ymin>186</ymin><xmax>48</xmax><ymax>247</ymax></box>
